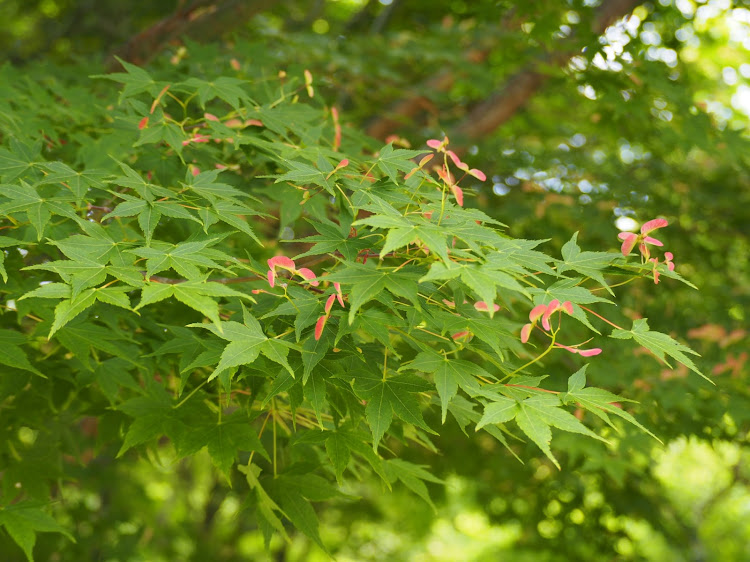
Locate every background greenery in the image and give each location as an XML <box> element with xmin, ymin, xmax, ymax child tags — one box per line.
<box><xmin>1</xmin><ymin>0</ymin><xmax>749</xmax><ymax>560</ymax></box>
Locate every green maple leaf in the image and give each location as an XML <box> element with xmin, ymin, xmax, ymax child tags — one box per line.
<box><xmin>266</xmin><ymin>478</ymin><xmax>328</xmax><ymax>553</ymax></box>
<box><xmin>91</xmin><ymin>358</ymin><xmax>142</xmax><ymax>403</ymax></box>
<box><xmin>104</xmin><ymin>160</ymin><xmax>206</xmax><ymax>242</ymax></box>
<box><xmin>209</xmin><ymin>200</ymin><xmax>263</xmax><ymax>244</ymax></box>
<box><xmin>302</xmin><ymin>325</ymin><xmax>332</xmax><ymax>381</ymax></box>
<box><xmin>516</xmin><ymin>395</ymin><xmax>606</xmax><ymax>469</ymax></box>
<box><xmin>343</xmin><ymin>269</ymin><xmax>390</xmax><ymax>321</ymax></box>
<box><xmin>558</xmin><ymin>232</ymin><xmax>619</xmax><ymax>294</ymax></box>
<box><xmin>426</xmin><ymin>308</ymin><xmax>521</xmax><ymax>359</ymax></box>
<box><xmin>39</xmin><ymin>162</ymin><xmax>108</xmax><ymax>203</ymax></box>
<box><xmin>270</xmin><ymin>104</ymin><xmax>322</xmax><ymax>139</ymax></box>
<box><xmin>134</xmin><ymin>119</ymin><xmax>187</xmax><ymax>156</ymax></box>
<box><xmin>354</xmin><ymin>212</ymin><xmax>451</xmax><ymax>264</ymax></box>
<box><xmin>447</xmin><ymin>395</ymin><xmax>519</xmax><ymax>459</ymax></box>
<box><xmin>183</xmin><ymin>76</ymin><xmax>252</xmax><ymax>110</ymax></box>
<box><xmin>0</xmin><ymin>181</ymin><xmax>74</xmax><ymax>240</ymax></box>
<box><xmin>561</xmin><ymin>366</ymin><xmax>659</xmax><ymax>440</ymax></box>
<box><xmin>384</xmin><ymin>458</ymin><xmax>443</xmax><ymax>510</ymax></box>
<box><xmin>49</xmin><ymin>290</ymin><xmax>98</xmax><ymax>337</ymax></box>
<box><xmin>435</xmin><ymin>209</ymin><xmax>506</xmax><ymax>251</ymax></box>
<box><xmin>325</xmin><ymin>432</ymin><xmax>351</xmax><ymax>481</ymax></box>
<box><xmin>529</xmin><ymin>277</ymin><xmax>614</xmax><ymax>333</ymax></box>
<box><xmin>486</xmin><ymin>237</ymin><xmax>557</xmax><ymax>276</ymax></box>
<box><xmin>339</xmin><ymin>431</ymin><xmax>390</xmax><ymax>484</ymax></box>
<box><xmin>182</xmin><ymin>169</ymin><xmax>256</xmax><ymax>203</ymax></box>
<box><xmin>174</xmin><ymin>410</ymin><xmax>268</xmax><ymax>479</ymax></box>
<box><xmin>0</xmin><ymin>329</ymin><xmax>44</xmax><ymax>376</ymax></box>
<box><xmin>532</xmin><ymin>277</ymin><xmax>613</xmax><ymax>306</ymax></box>
<box><xmin>136</xmin><ymin>280</ymin><xmax>254</xmax><ymax>328</ymax></box>
<box><xmin>51</xmin><ymin>233</ymin><xmax>123</xmax><ymax>263</ymax></box>
<box><xmin>179</xmin><ymin>343</ymin><xmax>224</xmax><ymax>375</ymax></box>
<box><xmin>104</xmin><ymin>197</ymin><xmax>162</xmax><ymax>243</ymax></box>
<box><xmin>350</xmin><ymin>308</ymin><xmax>405</xmax><ymax>350</ymax></box>
<box><xmin>128</xmin><ymin>239</ymin><xmax>232</xmax><ymax>279</ymax></box>
<box><xmin>261</xmin><ymin>370</ymin><xmax>297</xmax><ymax>407</ymax></box>
<box><xmin>373</xmin><ymin>144</ymin><xmax>429</xmax><ymax>182</ymax></box>
<box><xmin>273</xmin><ymin>472</ymin><xmax>347</xmax><ymax>502</ymax></box>
<box><xmin>351</xmin><ymin>189</ymin><xmax>402</xmax><ymax>218</ymax></box>
<box><xmin>154</xmin><ymin>199</ymin><xmax>201</xmax><ymax>224</ymax></box>
<box><xmin>118</xmin><ymin>384</ymin><xmax>269</xmax><ymax>478</ymax></box>
<box><xmin>446</xmin><ymin>394</ymin><xmax>485</xmax><ymax>432</ymax></box>
<box><xmin>523</xmin><ymin>394</ymin><xmax>606</xmax><ymax>439</ymax></box>
<box><xmin>107</xmin><ymin>161</ymin><xmax>173</xmax><ymax>200</ymax></box>
<box><xmin>326</xmin><ymin>262</ymin><xmax>421</xmax><ymax>324</ymax></box>
<box><xmin>420</xmin><ymin>261</ymin><xmax>529</xmax><ymax>316</ymax></box>
<box><xmin>405</xmin><ymin>350</ymin><xmax>491</xmax><ymax>422</ymax></box>
<box><xmin>92</xmin><ymin>286</ymin><xmax>132</xmax><ymax>308</ymax></box>
<box><xmin>292</xmin><ymin>218</ymin><xmax>369</xmax><ymax>261</ymax></box>
<box><xmin>514</xmin><ymin>400</ymin><xmax>557</xmax><ymax>467</ymax></box>
<box><xmin>56</xmin><ymin>323</ymin><xmax>142</xmax><ymax>371</ymax></box>
<box><xmin>19</xmin><ymin>282</ymin><xmax>74</xmax><ymax>301</ymax></box>
<box><xmin>117</xmin><ymin>383</ymin><xmax>175</xmax><ymax>456</ymax></box>
<box><xmin>94</xmin><ymin>57</ymin><xmax>164</xmax><ymax>102</ymax></box>
<box><xmin>476</xmin><ymin>392</ymin><xmax>606</xmax><ymax>469</ymax></box>
<box><xmin>0</xmin><ymin>138</ymin><xmax>43</xmax><ymax>181</ymax></box>
<box><xmin>36</xmin><ymin>229</ymin><xmax>143</xmax><ymax>290</ymax></box>
<box><xmin>610</xmin><ymin>318</ymin><xmax>708</xmax><ymax>382</ymax></box>
<box><xmin>275</xmin><ymin>159</ymin><xmax>334</xmax><ymax>194</ymax></box>
<box><xmin>304</xmin><ymin>369</ymin><xmax>328</xmax><ymax>427</ymax></box>
<box><xmin>190</xmin><ymin>308</ymin><xmax>295</xmax><ymax>380</ymax></box>
<box><xmin>21</xmin><ymin>280</ymin><xmax>135</xmax><ymax>337</ymax></box>
<box><xmin>196</xmin><ymin>319</ymin><xmax>266</xmax><ymax>380</ymax></box>
<box><xmin>238</xmin><ymin>464</ymin><xmax>289</xmax><ymax>545</ymax></box>
<box><xmin>23</xmin><ymin>256</ymin><xmax>108</xmax><ymax>297</ymax></box>
<box><xmin>475</xmin><ymin>396</ymin><xmax>518</xmax><ymax>430</ymax></box>
<box><xmin>353</xmin><ymin>371</ymin><xmax>434</xmax><ymax>450</ymax></box>
<box><xmin>264</xmin><ymin>286</ymin><xmax>320</xmax><ymax>341</ymax></box>
<box><xmin>0</xmin><ymin>501</ymin><xmax>75</xmax><ymax>562</ymax></box>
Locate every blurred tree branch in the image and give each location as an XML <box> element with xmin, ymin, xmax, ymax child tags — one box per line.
<box><xmin>365</xmin><ymin>8</ymin><xmax>517</xmax><ymax>140</ymax></box>
<box><xmin>110</xmin><ymin>0</ymin><xmax>279</xmax><ymax>68</ymax></box>
<box><xmin>366</xmin><ymin>0</ymin><xmax>643</xmax><ymax>141</ymax></box>
<box><xmin>343</xmin><ymin>0</ymin><xmax>379</xmax><ymax>33</ymax></box>
<box><xmin>456</xmin><ymin>0</ymin><xmax>643</xmax><ymax>139</ymax></box>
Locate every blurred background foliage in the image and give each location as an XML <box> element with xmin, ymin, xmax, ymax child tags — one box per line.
<box><xmin>1</xmin><ymin>0</ymin><xmax>749</xmax><ymax>560</ymax></box>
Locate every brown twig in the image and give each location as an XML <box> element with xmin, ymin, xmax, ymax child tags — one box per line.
<box><xmin>110</xmin><ymin>0</ymin><xmax>281</xmax><ymax>68</ymax></box>
<box><xmin>455</xmin><ymin>0</ymin><xmax>643</xmax><ymax>139</ymax></box>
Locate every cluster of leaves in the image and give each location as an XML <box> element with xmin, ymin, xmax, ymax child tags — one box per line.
<box><xmin>0</xmin><ymin>56</ymin><xmax>703</xmax><ymax>559</ymax></box>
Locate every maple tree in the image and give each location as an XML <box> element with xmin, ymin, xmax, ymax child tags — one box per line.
<box><xmin>0</xmin><ymin>56</ymin><xmax>703</xmax><ymax>561</ymax></box>
<box><xmin>1</xmin><ymin>1</ymin><xmax>749</xmax><ymax>560</ymax></box>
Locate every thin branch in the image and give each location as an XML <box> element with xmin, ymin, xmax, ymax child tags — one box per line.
<box><xmin>364</xmin><ymin>8</ymin><xmax>518</xmax><ymax>140</ymax></box>
<box><xmin>284</xmin><ymin>0</ymin><xmax>326</xmax><ymax>31</ymax></box>
<box><xmin>367</xmin><ymin>1</ymin><xmax>641</xmax><ymax>141</ymax></box>
<box><xmin>109</xmin><ymin>0</ymin><xmax>280</xmax><ymax>68</ymax></box>
<box><xmin>343</xmin><ymin>0</ymin><xmax>379</xmax><ymax>33</ymax></box>
<box><xmin>455</xmin><ymin>0</ymin><xmax>643</xmax><ymax>139</ymax></box>
<box><xmin>366</xmin><ymin>70</ymin><xmax>457</xmax><ymax>140</ymax></box>
<box><xmin>370</xmin><ymin>0</ymin><xmax>402</xmax><ymax>35</ymax></box>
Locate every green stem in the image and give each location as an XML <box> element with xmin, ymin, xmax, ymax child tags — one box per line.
<box><xmin>503</xmin><ymin>332</ymin><xmax>557</xmax><ymax>380</ymax></box>
<box><xmin>248</xmin><ymin>410</ymin><xmax>273</xmax><ymax>467</ymax></box>
<box><xmin>173</xmin><ymin>379</ymin><xmax>207</xmax><ymax>409</ymax></box>
<box><xmin>437</xmin><ymin>184</ymin><xmax>447</xmax><ymax>226</ymax></box>
<box><xmin>272</xmin><ymin>398</ymin><xmax>278</xmax><ymax>478</ymax></box>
